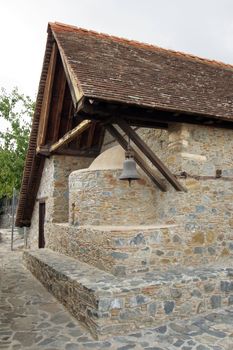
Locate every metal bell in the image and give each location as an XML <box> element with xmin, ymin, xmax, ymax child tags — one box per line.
<box><xmin>119</xmin><ymin>150</ymin><xmax>140</xmax><ymax>185</ymax></box>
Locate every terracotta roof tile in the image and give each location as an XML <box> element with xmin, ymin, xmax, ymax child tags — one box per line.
<box><xmin>49</xmin><ymin>22</ymin><xmax>233</xmax><ymax>120</ymax></box>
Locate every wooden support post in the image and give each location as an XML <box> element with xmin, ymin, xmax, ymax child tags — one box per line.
<box><xmin>117</xmin><ymin>119</ymin><xmax>187</xmax><ymax>192</ymax></box>
<box><xmin>49</xmin><ymin>119</ymin><xmax>91</xmax><ymax>153</ymax></box>
<box><xmin>106</xmin><ymin>125</ymin><xmax>167</xmax><ymax>191</ymax></box>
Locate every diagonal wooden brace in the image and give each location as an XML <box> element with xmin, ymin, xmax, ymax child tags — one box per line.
<box><xmin>106</xmin><ymin>124</ymin><xmax>167</xmax><ymax>191</ymax></box>
<box><xmin>117</xmin><ymin>119</ymin><xmax>187</xmax><ymax>192</ymax></box>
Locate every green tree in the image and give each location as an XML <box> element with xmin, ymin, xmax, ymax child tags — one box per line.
<box><xmin>0</xmin><ymin>87</ymin><xmax>35</xmax><ymax>197</ymax></box>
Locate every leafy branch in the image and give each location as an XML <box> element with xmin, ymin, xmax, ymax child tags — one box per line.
<box><xmin>0</xmin><ymin>87</ymin><xmax>35</xmax><ymax>197</ymax></box>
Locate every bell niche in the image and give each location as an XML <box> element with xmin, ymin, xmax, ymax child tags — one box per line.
<box><xmin>69</xmin><ymin>145</ymin><xmax>157</xmax><ymax>226</ymax></box>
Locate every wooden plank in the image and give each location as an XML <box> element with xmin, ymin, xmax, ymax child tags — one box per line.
<box><xmin>49</xmin><ymin>119</ymin><xmax>91</xmax><ymax>153</ymax></box>
<box><xmin>65</xmin><ymin>100</ymin><xmax>74</xmax><ymax>133</ymax></box>
<box><xmin>37</xmin><ymin>43</ymin><xmax>58</xmax><ymax>146</ymax></box>
<box><xmin>37</xmin><ymin>143</ymin><xmax>98</xmax><ymax>158</ymax></box>
<box><xmin>86</xmin><ymin>122</ymin><xmax>97</xmax><ymax>149</ymax></box>
<box><xmin>105</xmin><ymin>124</ymin><xmax>167</xmax><ymax>192</ymax></box>
<box><xmin>54</xmin><ymin>36</ymin><xmax>83</xmax><ymax>106</ymax></box>
<box><xmin>36</xmin><ymin>145</ymin><xmax>50</xmax><ymax>156</ymax></box>
<box><xmin>117</xmin><ymin>119</ymin><xmax>187</xmax><ymax>192</ymax></box>
<box><xmin>51</xmin><ymin>69</ymin><xmax>67</xmax><ymax>142</ymax></box>
<box><xmin>53</xmin><ymin>148</ymin><xmax>99</xmax><ymax>157</ymax></box>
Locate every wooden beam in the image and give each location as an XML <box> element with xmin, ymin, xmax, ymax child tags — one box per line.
<box><xmin>36</xmin><ymin>145</ymin><xmax>50</xmax><ymax>156</ymax></box>
<box><xmin>86</xmin><ymin>122</ymin><xmax>97</xmax><ymax>149</ymax></box>
<box><xmin>105</xmin><ymin>124</ymin><xmax>167</xmax><ymax>191</ymax></box>
<box><xmin>54</xmin><ymin>37</ymin><xmax>83</xmax><ymax>106</ymax></box>
<box><xmin>37</xmin><ymin>43</ymin><xmax>58</xmax><ymax>146</ymax></box>
<box><xmin>65</xmin><ymin>100</ymin><xmax>74</xmax><ymax>133</ymax></box>
<box><xmin>117</xmin><ymin>119</ymin><xmax>187</xmax><ymax>192</ymax></box>
<box><xmin>51</xmin><ymin>69</ymin><xmax>67</xmax><ymax>142</ymax></box>
<box><xmin>80</xmin><ymin>98</ymin><xmax>233</xmax><ymax>130</ymax></box>
<box><xmin>36</xmin><ymin>143</ymin><xmax>98</xmax><ymax>158</ymax></box>
<box><xmin>49</xmin><ymin>120</ymin><xmax>91</xmax><ymax>153</ymax></box>
<box><xmin>53</xmin><ymin>148</ymin><xmax>98</xmax><ymax>157</ymax></box>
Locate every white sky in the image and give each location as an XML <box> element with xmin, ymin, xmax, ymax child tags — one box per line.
<box><xmin>0</xmin><ymin>0</ymin><xmax>233</xmax><ymax>100</ymax></box>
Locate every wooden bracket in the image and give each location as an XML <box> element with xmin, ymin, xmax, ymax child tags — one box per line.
<box><xmin>116</xmin><ymin>119</ymin><xmax>187</xmax><ymax>192</ymax></box>
<box><xmin>49</xmin><ymin>119</ymin><xmax>91</xmax><ymax>153</ymax></box>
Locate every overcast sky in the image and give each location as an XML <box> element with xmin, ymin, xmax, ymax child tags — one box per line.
<box><xmin>1</xmin><ymin>0</ymin><xmax>233</xmax><ymax>99</ymax></box>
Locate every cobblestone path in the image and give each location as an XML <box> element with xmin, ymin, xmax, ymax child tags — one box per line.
<box><xmin>1</xmin><ymin>229</ymin><xmax>233</xmax><ymax>349</ymax></box>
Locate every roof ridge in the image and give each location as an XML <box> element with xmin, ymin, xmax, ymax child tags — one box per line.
<box><xmin>49</xmin><ymin>21</ymin><xmax>233</xmax><ymax>71</ymax></box>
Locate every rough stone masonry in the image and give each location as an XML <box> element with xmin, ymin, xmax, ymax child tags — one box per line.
<box><xmin>23</xmin><ymin>122</ymin><xmax>233</xmax><ymax>337</ymax></box>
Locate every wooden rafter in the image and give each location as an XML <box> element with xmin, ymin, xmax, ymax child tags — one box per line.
<box><xmin>50</xmin><ymin>69</ymin><xmax>67</xmax><ymax>142</ymax></box>
<box><xmin>106</xmin><ymin>124</ymin><xmax>167</xmax><ymax>191</ymax></box>
<box><xmin>117</xmin><ymin>119</ymin><xmax>187</xmax><ymax>192</ymax></box>
<box><xmin>37</xmin><ymin>145</ymin><xmax>98</xmax><ymax>157</ymax></box>
<box><xmin>54</xmin><ymin>37</ymin><xmax>83</xmax><ymax>106</ymax></box>
<box><xmin>37</xmin><ymin>43</ymin><xmax>58</xmax><ymax>147</ymax></box>
<box><xmin>80</xmin><ymin>98</ymin><xmax>233</xmax><ymax>130</ymax></box>
<box><xmin>49</xmin><ymin>119</ymin><xmax>91</xmax><ymax>153</ymax></box>
<box><xmin>52</xmin><ymin>148</ymin><xmax>98</xmax><ymax>157</ymax></box>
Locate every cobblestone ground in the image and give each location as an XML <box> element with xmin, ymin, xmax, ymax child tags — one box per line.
<box><xmin>1</xmin><ymin>228</ymin><xmax>233</xmax><ymax>349</ymax></box>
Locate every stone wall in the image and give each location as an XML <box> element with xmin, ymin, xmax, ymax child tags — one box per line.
<box><xmin>29</xmin><ymin>123</ymin><xmax>233</xmax><ymax>270</ymax></box>
<box><xmin>28</xmin><ymin>155</ymin><xmax>93</xmax><ymax>249</ymax></box>
<box><xmin>46</xmin><ymin>218</ymin><xmax>233</xmax><ymax>277</ymax></box>
<box><xmin>140</xmin><ymin>124</ymin><xmax>233</xmax><ymax>257</ymax></box>
<box><xmin>24</xmin><ymin>249</ymin><xmax>233</xmax><ymax>339</ymax></box>
<box><xmin>103</xmin><ymin>124</ymin><xmax>233</xmax><ymax>241</ymax></box>
<box><xmin>69</xmin><ymin>168</ymin><xmax>158</xmax><ymax>226</ymax></box>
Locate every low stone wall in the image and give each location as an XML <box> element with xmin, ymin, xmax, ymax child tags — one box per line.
<box><xmin>46</xmin><ymin>223</ymin><xmax>233</xmax><ymax>276</ymax></box>
<box><xmin>24</xmin><ymin>249</ymin><xmax>233</xmax><ymax>339</ymax></box>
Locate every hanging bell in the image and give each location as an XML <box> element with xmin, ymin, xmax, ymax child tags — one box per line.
<box><xmin>119</xmin><ymin>150</ymin><xmax>140</xmax><ymax>186</ymax></box>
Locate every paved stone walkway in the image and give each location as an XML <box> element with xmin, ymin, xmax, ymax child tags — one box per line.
<box><xmin>1</xmin><ymin>229</ymin><xmax>233</xmax><ymax>349</ymax></box>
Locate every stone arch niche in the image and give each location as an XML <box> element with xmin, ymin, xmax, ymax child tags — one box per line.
<box><xmin>69</xmin><ymin>145</ymin><xmax>157</xmax><ymax>226</ymax></box>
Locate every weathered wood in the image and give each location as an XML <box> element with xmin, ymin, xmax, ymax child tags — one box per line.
<box><xmin>37</xmin><ymin>43</ymin><xmax>58</xmax><ymax>146</ymax></box>
<box><xmin>80</xmin><ymin>98</ymin><xmax>233</xmax><ymax>130</ymax></box>
<box><xmin>117</xmin><ymin>119</ymin><xmax>187</xmax><ymax>192</ymax></box>
<box><xmin>86</xmin><ymin>122</ymin><xmax>97</xmax><ymax>149</ymax></box>
<box><xmin>53</xmin><ymin>148</ymin><xmax>99</xmax><ymax>157</ymax></box>
<box><xmin>54</xmin><ymin>36</ymin><xmax>83</xmax><ymax>106</ymax></box>
<box><xmin>36</xmin><ymin>145</ymin><xmax>50</xmax><ymax>156</ymax></box>
<box><xmin>50</xmin><ymin>69</ymin><xmax>67</xmax><ymax>142</ymax></box>
<box><xmin>105</xmin><ymin>124</ymin><xmax>167</xmax><ymax>191</ymax></box>
<box><xmin>50</xmin><ymin>120</ymin><xmax>91</xmax><ymax>153</ymax></box>
<box><xmin>65</xmin><ymin>100</ymin><xmax>74</xmax><ymax>133</ymax></box>
<box><xmin>37</xmin><ymin>142</ymin><xmax>98</xmax><ymax>158</ymax></box>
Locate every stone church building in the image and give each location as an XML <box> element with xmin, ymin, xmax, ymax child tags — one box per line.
<box><xmin>16</xmin><ymin>22</ymin><xmax>233</xmax><ymax>338</ymax></box>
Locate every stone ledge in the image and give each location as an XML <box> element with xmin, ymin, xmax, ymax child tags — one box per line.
<box><xmin>24</xmin><ymin>249</ymin><xmax>233</xmax><ymax>339</ymax></box>
<box><xmin>46</xmin><ymin>223</ymin><xmax>233</xmax><ymax>276</ymax></box>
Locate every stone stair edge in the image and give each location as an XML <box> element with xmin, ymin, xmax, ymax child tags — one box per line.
<box><xmin>23</xmin><ymin>249</ymin><xmax>233</xmax><ymax>292</ymax></box>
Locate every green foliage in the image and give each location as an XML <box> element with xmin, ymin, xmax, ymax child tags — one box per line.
<box><xmin>0</xmin><ymin>87</ymin><xmax>35</xmax><ymax>197</ymax></box>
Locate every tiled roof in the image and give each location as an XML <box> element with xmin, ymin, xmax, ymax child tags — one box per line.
<box><xmin>50</xmin><ymin>22</ymin><xmax>233</xmax><ymax>120</ymax></box>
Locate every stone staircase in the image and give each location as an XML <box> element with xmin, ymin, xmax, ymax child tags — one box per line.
<box><xmin>24</xmin><ymin>249</ymin><xmax>233</xmax><ymax>339</ymax></box>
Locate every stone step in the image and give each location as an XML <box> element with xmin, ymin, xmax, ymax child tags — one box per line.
<box><xmin>24</xmin><ymin>249</ymin><xmax>233</xmax><ymax>339</ymax></box>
